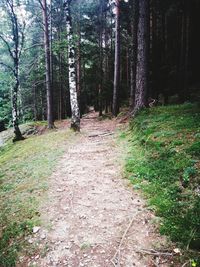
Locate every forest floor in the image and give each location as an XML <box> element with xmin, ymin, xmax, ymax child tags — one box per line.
<box><xmin>24</xmin><ymin>110</ymin><xmax>173</xmax><ymax>267</ymax></box>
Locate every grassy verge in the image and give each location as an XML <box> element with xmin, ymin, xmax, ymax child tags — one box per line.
<box><xmin>124</xmin><ymin>103</ymin><xmax>200</xmax><ymax>265</ymax></box>
<box><xmin>0</xmin><ymin>126</ymin><xmax>73</xmax><ymax>266</ymax></box>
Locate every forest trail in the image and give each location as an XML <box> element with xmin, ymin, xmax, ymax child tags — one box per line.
<box><xmin>28</xmin><ymin>110</ymin><xmax>168</xmax><ymax>267</ymax></box>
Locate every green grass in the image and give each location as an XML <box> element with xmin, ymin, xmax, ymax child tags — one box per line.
<box><xmin>0</xmin><ymin>127</ymin><xmax>74</xmax><ymax>266</ymax></box>
<box><xmin>125</xmin><ymin>103</ymin><xmax>200</xmax><ymax>265</ymax></box>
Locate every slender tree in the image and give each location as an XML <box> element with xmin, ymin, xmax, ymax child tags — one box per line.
<box><xmin>133</xmin><ymin>0</ymin><xmax>150</xmax><ymax>114</ymax></box>
<box><xmin>0</xmin><ymin>0</ymin><xmax>25</xmax><ymax>141</ymax></box>
<box><xmin>64</xmin><ymin>0</ymin><xmax>80</xmax><ymax>131</ymax></box>
<box><xmin>112</xmin><ymin>0</ymin><xmax>120</xmax><ymax>116</ymax></box>
<box><xmin>41</xmin><ymin>0</ymin><xmax>54</xmax><ymax>128</ymax></box>
<box><xmin>77</xmin><ymin>27</ymin><xmax>81</xmax><ymax>112</ymax></box>
<box><xmin>74</xmin><ymin>2</ymin><xmax>82</xmax><ymax>113</ymax></box>
<box><xmin>129</xmin><ymin>0</ymin><xmax>139</xmax><ymax>110</ymax></box>
<box><xmin>178</xmin><ymin>0</ymin><xmax>190</xmax><ymax>103</ymax></box>
<box><xmin>98</xmin><ymin>0</ymin><xmax>104</xmax><ymax>116</ymax></box>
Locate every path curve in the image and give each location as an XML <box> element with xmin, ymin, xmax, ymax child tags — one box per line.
<box><xmin>28</xmin><ymin>111</ymin><xmax>168</xmax><ymax>267</ymax></box>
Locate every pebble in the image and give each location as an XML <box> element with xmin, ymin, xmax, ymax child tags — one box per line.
<box><xmin>29</xmin><ymin>261</ymin><xmax>37</xmax><ymax>266</ymax></box>
<box><xmin>32</xmin><ymin>226</ymin><xmax>40</xmax><ymax>234</ymax></box>
<box><xmin>40</xmin><ymin>233</ymin><xmax>46</xmax><ymax>239</ymax></box>
<box><xmin>79</xmin><ymin>215</ymin><xmax>87</xmax><ymax>219</ymax></box>
<box><xmin>57</xmin><ymin>188</ymin><xmax>64</xmax><ymax>192</ymax></box>
<box><xmin>19</xmin><ymin>256</ymin><xmax>24</xmax><ymax>262</ymax></box>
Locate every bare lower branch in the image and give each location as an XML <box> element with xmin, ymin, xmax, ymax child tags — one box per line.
<box><xmin>37</xmin><ymin>0</ymin><xmax>45</xmax><ymax>11</ymax></box>
<box><xmin>0</xmin><ymin>62</ymin><xmax>14</xmax><ymax>72</ymax></box>
<box><xmin>23</xmin><ymin>43</ymin><xmax>43</xmax><ymax>51</ymax></box>
<box><xmin>0</xmin><ymin>35</ymin><xmax>13</xmax><ymax>59</ymax></box>
<box><xmin>111</xmin><ymin>210</ymin><xmax>143</xmax><ymax>266</ymax></box>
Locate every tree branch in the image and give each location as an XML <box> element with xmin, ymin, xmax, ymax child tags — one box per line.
<box><xmin>19</xmin><ymin>21</ymin><xmax>26</xmax><ymax>59</ymax></box>
<box><xmin>0</xmin><ymin>62</ymin><xmax>14</xmax><ymax>73</ymax></box>
<box><xmin>37</xmin><ymin>0</ymin><xmax>45</xmax><ymax>11</ymax></box>
<box><xmin>0</xmin><ymin>35</ymin><xmax>13</xmax><ymax>59</ymax></box>
<box><xmin>23</xmin><ymin>43</ymin><xmax>44</xmax><ymax>52</ymax></box>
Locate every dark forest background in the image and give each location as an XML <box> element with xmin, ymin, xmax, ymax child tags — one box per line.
<box><xmin>0</xmin><ymin>0</ymin><xmax>200</xmax><ymax>130</ymax></box>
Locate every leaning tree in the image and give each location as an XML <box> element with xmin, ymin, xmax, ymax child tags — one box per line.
<box><xmin>0</xmin><ymin>0</ymin><xmax>25</xmax><ymax>141</ymax></box>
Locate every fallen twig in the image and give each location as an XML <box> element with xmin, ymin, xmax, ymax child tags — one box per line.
<box><xmin>111</xmin><ymin>210</ymin><xmax>143</xmax><ymax>266</ymax></box>
<box><xmin>136</xmin><ymin>248</ymin><xmax>174</xmax><ymax>257</ymax></box>
<box><xmin>69</xmin><ymin>186</ymin><xmax>74</xmax><ymax>209</ymax></box>
<box><xmin>181</xmin><ymin>261</ymin><xmax>190</xmax><ymax>267</ymax></box>
<box><xmin>73</xmin><ymin>202</ymin><xmax>91</xmax><ymax>208</ymax></box>
<box><xmin>88</xmin><ymin>132</ymin><xmax>114</xmax><ymax>138</ymax></box>
<box><xmin>149</xmin><ymin>257</ymin><xmax>159</xmax><ymax>267</ymax></box>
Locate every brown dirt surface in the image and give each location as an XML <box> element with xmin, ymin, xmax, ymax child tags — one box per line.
<box><xmin>26</xmin><ymin>110</ymin><xmax>174</xmax><ymax>267</ymax></box>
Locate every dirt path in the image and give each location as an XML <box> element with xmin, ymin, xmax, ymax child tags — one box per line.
<box><xmin>28</xmin><ymin>111</ymin><xmax>170</xmax><ymax>267</ymax></box>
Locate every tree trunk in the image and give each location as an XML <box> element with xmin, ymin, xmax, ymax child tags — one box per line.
<box><xmin>112</xmin><ymin>0</ymin><xmax>120</xmax><ymax>117</ymax></box>
<box><xmin>77</xmin><ymin>26</ymin><xmax>81</xmax><ymax>114</ymax></box>
<box><xmin>33</xmin><ymin>83</ymin><xmax>37</xmax><ymax>120</ymax></box>
<box><xmin>133</xmin><ymin>0</ymin><xmax>150</xmax><ymax>114</ymax></box>
<box><xmin>64</xmin><ymin>0</ymin><xmax>80</xmax><ymax>131</ymax></box>
<box><xmin>129</xmin><ymin>0</ymin><xmax>139</xmax><ymax>110</ymax></box>
<box><xmin>98</xmin><ymin>0</ymin><xmax>103</xmax><ymax>117</ymax></box>
<box><xmin>12</xmin><ymin>67</ymin><xmax>24</xmax><ymax>141</ymax></box>
<box><xmin>42</xmin><ymin>0</ymin><xmax>54</xmax><ymax>128</ymax></box>
<box><xmin>178</xmin><ymin>5</ymin><xmax>190</xmax><ymax>103</ymax></box>
<box><xmin>5</xmin><ymin>1</ymin><xmax>24</xmax><ymax>141</ymax></box>
<box><xmin>104</xmin><ymin>8</ymin><xmax>110</xmax><ymax>114</ymax></box>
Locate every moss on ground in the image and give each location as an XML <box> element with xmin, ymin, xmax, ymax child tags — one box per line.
<box><xmin>0</xmin><ymin>126</ymin><xmax>73</xmax><ymax>266</ymax></box>
<box><xmin>125</xmin><ymin>103</ymin><xmax>200</xmax><ymax>265</ymax></box>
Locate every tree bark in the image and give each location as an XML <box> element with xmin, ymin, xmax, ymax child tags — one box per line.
<box><xmin>129</xmin><ymin>0</ymin><xmax>139</xmax><ymax>110</ymax></box>
<box><xmin>133</xmin><ymin>0</ymin><xmax>150</xmax><ymax>114</ymax></box>
<box><xmin>13</xmin><ymin>66</ymin><xmax>24</xmax><ymax>141</ymax></box>
<box><xmin>64</xmin><ymin>0</ymin><xmax>80</xmax><ymax>131</ymax></box>
<box><xmin>178</xmin><ymin>4</ymin><xmax>190</xmax><ymax>103</ymax></box>
<box><xmin>77</xmin><ymin>25</ymin><xmax>81</xmax><ymax>114</ymax></box>
<box><xmin>42</xmin><ymin>0</ymin><xmax>54</xmax><ymax>128</ymax></box>
<box><xmin>2</xmin><ymin>0</ymin><xmax>24</xmax><ymax>141</ymax></box>
<box><xmin>98</xmin><ymin>0</ymin><xmax>104</xmax><ymax>117</ymax></box>
<box><xmin>104</xmin><ymin>7</ymin><xmax>110</xmax><ymax>114</ymax></box>
<box><xmin>112</xmin><ymin>0</ymin><xmax>120</xmax><ymax>117</ymax></box>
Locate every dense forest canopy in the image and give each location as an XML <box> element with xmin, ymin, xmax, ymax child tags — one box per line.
<box><xmin>0</xmin><ymin>0</ymin><xmax>200</xmax><ymax>137</ymax></box>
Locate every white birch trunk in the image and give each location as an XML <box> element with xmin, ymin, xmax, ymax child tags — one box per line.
<box><xmin>64</xmin><ymin>0</ymin><xmax>80</xmax><ymax>131</ymax></box>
